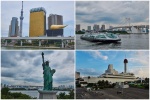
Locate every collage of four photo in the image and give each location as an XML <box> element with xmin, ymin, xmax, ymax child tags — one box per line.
<box><xmin>1</xmin><ymin>0</ymin><xmax>149</xmax><ymax>99</ymax></box>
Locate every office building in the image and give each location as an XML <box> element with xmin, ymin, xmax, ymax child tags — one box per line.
<box><xmin>87</xmin><ymin>26</ymin><xmax>91</xmax><ymax>31</ymax></box>
<box><xmin>93</xmin><ymin>24</ymin><xmax>99</xmax><ymax>31</ymax></box>
<box><xmin>76</xmin><ymin>24</ymin><xmax>80</xmax><ymax>31</ymax></box>
<box><xmin>8</xmin><ymin>17</ymin><xmax>19</xmax><ymax>37</ymax></box>
<box><xmin>101</xmin><ymin>24</ymin><xmax>105</xmax><ymax>30</ymax></box>
<box><xmin>48</xmin><ymin>14</ymin><xmax>63</xmax><ymax>29</ymax></box>
<box><xmin>29</xmin><ymin>7</ymin><xmax>46</xmax><ymax>37</ymax></box>
<box><xmin>47</xmin><ymin>14</ymin><xmax>63</xmax><ymax>36</ymax></box>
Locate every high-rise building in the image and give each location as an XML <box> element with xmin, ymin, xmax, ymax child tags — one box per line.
<box><xmin>48</xmin><ymin>14</ymin><xmax>63</xmax><ymax>29</ymax></box>
<box><xmin>93</xmin><ymin>24</ymin><xmax>99</xmax><ymax>31</ymax></box>
<box><xmin>87</xmin><ymin>26</ymin><xmax>91</xmax><ymax>31</ymax></box>
<box><xmin>101</xmin><ymin>24</ymin><xmax>105</xmax><ymax>30</ymax></box>
<box><xmin>8</xmin><ymin>17</ymin><xmax>19</xmax><ymax>37</ymax></box>
<box><xmin>29</xmin><ymin>7</ymin><xmax>46</xmax><ymax>37</ymax></box>
<box><xmin>76</xmin><ymin>24</ymin><xmax>80</xmax><ymax>31</ymax></box>
<box><xmin>47</xmin><ymin>14</ymin><xmax>63</xmax><ymax>37</ymax></box>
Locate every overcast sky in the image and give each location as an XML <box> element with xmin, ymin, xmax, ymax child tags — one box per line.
<box><xmin>1</xmin><ymin>1</ymin><xmax>75</xmax><ymax>37</ymax></box>
<box><xmin>76</xmin><ymin>1</ymin><xmax>149</xmax><ymax>30</ymax></box>
<box><xmin>1</xmin><ymin>51</ymin><xmax>75</xmax><ymax>87</ymax></box>
<box><xmin>76</xmin><ymin>51</ymin><xmax>149</xmax><ymax>78</ymax></box>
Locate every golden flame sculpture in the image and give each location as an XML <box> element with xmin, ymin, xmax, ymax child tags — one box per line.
<box><xmin>50</xmin><ymin>25</ymin><xmax>68</xmax><ymax>30</ymax></box>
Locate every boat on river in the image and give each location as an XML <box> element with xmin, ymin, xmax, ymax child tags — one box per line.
<box><xmin>80</xmin><ymin>32</ymin><xmax>121</xmax><ymax>43</ymax></box>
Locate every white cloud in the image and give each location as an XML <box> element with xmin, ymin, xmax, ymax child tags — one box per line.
<box><xmin>85</xmin><ymin>51</ymin><xmax>108</xmax><ymax>60</ymax></box>
<box><xmin>76</xmin><ymin>1</ymin><xmax>149</xmax><ymax>29</ymax></box>
<box><xmin>129</xmin><ymin>66</ymin><xmax>149</xmax><ymax>78</ymax></box>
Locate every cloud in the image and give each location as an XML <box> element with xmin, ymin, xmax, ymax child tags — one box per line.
<box><xmin>76</xmin><ymin>1</ymin><xmax>149</xmax><ymax>29</ymax></box>
<box><xmin>129</xmin><ymin>51</ymin><xmax>149</xmax><ymax>66</ymax></box>
<box><xmin>85</xmin><ymin>51</ymin><xmax>108</xmax><ymax>60</ymax></box>
<box><xmin>1</xmin><ymin>51</ymin><xmax>74</xmax><ymax>87</ymax></box>
<box><xmin>129</xmin><ymin>66</ymin><xmax>149</xmax><ymax>78</ymax></box>
<box><xmin>77</xmin><ymin>68</ymin><xmax>102</xmax><ymax>77</ymax></box>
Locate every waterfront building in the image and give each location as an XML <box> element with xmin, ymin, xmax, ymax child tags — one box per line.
<box><xmin>8</xmin><ymin>17</ymin><xmax>19</xmax><ymax>37</ymax></box>
<box><xmin>87</xmin><ymin>26</ymin><xmax>91</xmax><ymax>31</ymax></box>
<box><xmin>29</xmin><ymin>7</ymin><xmax>46</xmax><ymax>37</ymax></box>
<box><xmin>82</xmin><ymin>58</ymin><xmax>136</xmax><ymax>83</ymax></box>
<box><xmin>76</xmin><ymin>24</ymin><xmax>80</xmax><ymax>31</ymax></box>
<box><xmin>101</xmin><ymin>24</ymin><xmax>105</xmax><ymax>30</ymax></box>
<box><xmin>93</xmin><ymin>24</ymin><xmax>99</xmax><ymax>32</ymax></box>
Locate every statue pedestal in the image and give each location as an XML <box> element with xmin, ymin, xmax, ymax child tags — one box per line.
<box><xmin>38</xmin><ymin>90</ymin><xmax>57</xmax><ymax>99</ymax></box>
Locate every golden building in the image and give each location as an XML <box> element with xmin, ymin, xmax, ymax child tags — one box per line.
<box><xmin>29</xmin><ymin>7</ymin><xmax>46</xmax><ymax>37</ymax></box>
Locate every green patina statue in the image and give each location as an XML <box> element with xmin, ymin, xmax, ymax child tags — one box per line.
<box><xmin>41</xmin><ymin>52</ymin><xmax>56</xmax><ymax>90</ymax></box>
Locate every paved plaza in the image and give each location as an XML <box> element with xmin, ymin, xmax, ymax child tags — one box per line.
<box><xmin>76</xmin><ymin>87</ymin><xmax>149</xmax><ymax>99</ymax></box>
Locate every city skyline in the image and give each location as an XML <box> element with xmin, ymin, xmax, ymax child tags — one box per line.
<box><xmin>1</xmin><ymin>1</ymin><xmax>74</xmax><ymax>37</ymax></box>
<box><xmin>1</xmin><ymin>51</ymin><xmax>75</xmax><ymax>87</ymax></box>
<box><xmin>76</xmin><ymin>51</ymin><xmax>149</xmax><ymax>78</ymax></box>
<box><xmin>76</xmin><ymin>1</ymin><xmax>149</xmax><ymax>30</ymax></box>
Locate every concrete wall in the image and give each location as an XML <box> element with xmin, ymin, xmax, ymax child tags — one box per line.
<box><xmin>83</xmin><ymin>77</ymin><xmax>136</xmax><ymax>83</ymax></box>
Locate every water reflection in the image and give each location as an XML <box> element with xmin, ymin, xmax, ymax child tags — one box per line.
<box><xmin>76</xmin><ymin>34</ymin><xmax>149</xmax><ymax>50</ymax></box>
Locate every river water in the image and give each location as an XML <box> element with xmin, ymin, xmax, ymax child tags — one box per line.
<box><xmin>10</xmin><ymin>90</ymin><xmax>69</xmax><ymax>98</ymax></box>
<box><xmin>76</xmin><ymin>34</ymin><xmax>149</xmax><ymax>50</ymax></box>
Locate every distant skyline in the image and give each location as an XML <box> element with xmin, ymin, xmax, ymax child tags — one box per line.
<box><xmin>76</xmin><ymin>1</ymin><xmax>149</xmax><ymax>30</ymax></box>
<box><xmin>1</xmin><ymin>1</ymin><xmax>75</xmax><ymax>37</ymax></box>
<box><xmin>1</xmin><ymin>51</ymin><xmax>74</xmax><ymax>87</ymax></box>
<box><xmin>76</xmin><ymin>51</ymin><xmax>149</xmax><ymax>78</ymax></box>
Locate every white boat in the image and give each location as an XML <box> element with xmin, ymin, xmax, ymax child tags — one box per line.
<box><xmin>80</xmin><ymin>32</ymin><xmax>121</xmax><ymax>43</ymax></box>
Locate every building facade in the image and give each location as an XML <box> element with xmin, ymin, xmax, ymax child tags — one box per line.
<box><xmin>101</xmin><ymin>24</ymin><xmax>105</xmax><ymax>30</ymax></box>
<box><xmin>76</xmin><ymin>24</ymin><xmax>80</xmax><ymax>32</ymax></box>
<box><xmin>48</xmin><ymin>14</ymin><xmax>63</xmax><ymax>29</ymax></box>
<box><xmin>87</xmin><ymin>26</ymin><xmax>91</xmax><ymax>31</ymax></box>
<box><xmin>46</xmin><ymin>29</ymin><xmax>63</xmax><ymax>37</ymax></box>
<box><xmin>47</xmin><ymin>14</ymin><xmax>63</xmax><ymax>37</ymax></box>
<box><xmin>29</xmin><ymin>7</ymin><xmax>46</xmax><ymax>37</ymax></box>
<box><xmin>93</xmin><ymin>24</ymin><xmax>99</xmax><ymax>31</ymax></box>
<box><xmin>8</xmin><ymin>17</ymin><xmax>19</xmax><ymax>37</ymax></box>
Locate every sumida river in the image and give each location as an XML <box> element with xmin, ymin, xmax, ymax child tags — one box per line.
<box><xmin>76</xmin><ymin>33</ymin><xmax>149</xmax><ymax>50</ymax></box>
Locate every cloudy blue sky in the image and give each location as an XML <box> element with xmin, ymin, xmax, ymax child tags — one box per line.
<box><xmin>76</xmin><ymin>51</ymin><xmax>149</xmax><ymax>78</ymax></box>
<box><xmin>76</xmin><ymin>1</ymin><xmax>149</xmax><ymax>30</ymax></box>
<box><xmin>1</xmin><ymin>51</ymin><xmax>75</xmax><ymax>87</ymax></box>
<box><xmin>1</xmin><ymin>1</ymin><xmax>75</xmax><ymax>37</ymax></box>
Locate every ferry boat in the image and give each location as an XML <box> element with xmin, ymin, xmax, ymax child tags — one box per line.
<box><xmin>80</xmin><ymin>32</ymin><xmax>121</xmax><ymax>43</ymax></box>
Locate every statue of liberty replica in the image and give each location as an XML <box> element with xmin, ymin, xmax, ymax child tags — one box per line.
<box><xmin>42</xmin><ymin>52</ymin><xmax>55</xmax><ymax>90</ymax></box>
<box><xmin>38</xmin><ymin>52</ymin><xmax>57</xmax><ymax>99</ymax></box>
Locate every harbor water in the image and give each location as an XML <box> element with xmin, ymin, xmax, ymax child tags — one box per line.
<box><xmin>76</xmin><ymin>33</ymin><xmax>149</xmax><ymax>50</ymax></box>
